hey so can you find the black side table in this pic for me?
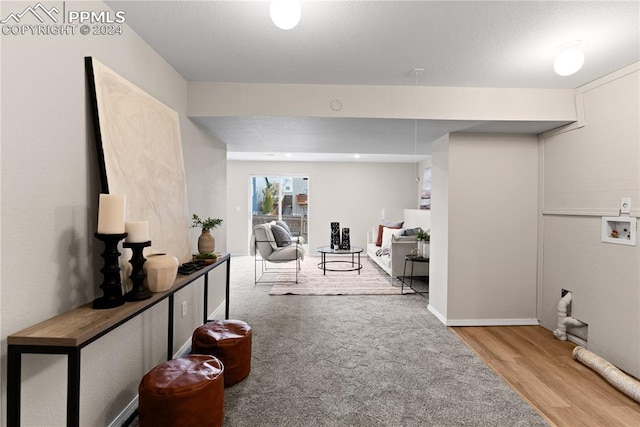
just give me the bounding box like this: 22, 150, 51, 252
402, 255, 429, 295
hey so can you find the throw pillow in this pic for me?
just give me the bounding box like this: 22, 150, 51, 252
403, 227, 421, 236
275, 220, 292, 236
376, 224, 401, 246
381, 219, 404, 228
270, 224, 292, 247
381, 227, 405, 250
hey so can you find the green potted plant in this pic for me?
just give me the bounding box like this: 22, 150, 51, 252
192, 214, 223, 255
416, 228, 429, 242
416, 228, 430, 258
261, 178, 279, 215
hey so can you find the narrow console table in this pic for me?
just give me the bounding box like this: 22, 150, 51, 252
7, 253, 231, 427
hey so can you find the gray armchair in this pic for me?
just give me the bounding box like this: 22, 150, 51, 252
250, 223, 305, 284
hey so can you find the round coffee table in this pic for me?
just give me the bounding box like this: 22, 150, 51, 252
316, 246, 363, 275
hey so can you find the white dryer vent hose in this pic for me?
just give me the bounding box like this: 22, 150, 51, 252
573, 346, 640, 403
553, 291, 587, 341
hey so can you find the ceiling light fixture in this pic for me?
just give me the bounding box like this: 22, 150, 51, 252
554, 41, 584, 76
411, 68, 423, 182
270, 0, 301, 30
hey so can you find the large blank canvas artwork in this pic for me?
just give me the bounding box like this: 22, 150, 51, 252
86, 57, 191, 263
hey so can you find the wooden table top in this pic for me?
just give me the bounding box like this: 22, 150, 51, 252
8, 254, 230, 348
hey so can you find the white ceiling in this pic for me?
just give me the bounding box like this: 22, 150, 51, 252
108, 1, 640, 161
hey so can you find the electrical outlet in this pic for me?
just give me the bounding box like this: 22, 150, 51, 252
621, 197, 631, 214
181, 301, 188, 317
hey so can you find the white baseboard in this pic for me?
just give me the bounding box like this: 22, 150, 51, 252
173, 340, 192, 359
208, 300, 227, 321
567, 334, 588, 347
108, 396, 138, 427
426, 305, 539, 327
107, 304, 227, 427
445, 318, 540, 327
427, 304, 447, 325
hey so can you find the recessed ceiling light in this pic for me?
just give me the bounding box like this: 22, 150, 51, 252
554, 41, 584, 76
353, 153, 361, 159
270, 0, 301, 30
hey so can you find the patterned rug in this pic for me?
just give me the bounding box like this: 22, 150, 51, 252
266, 255, 417, 295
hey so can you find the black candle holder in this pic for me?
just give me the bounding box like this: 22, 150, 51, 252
93, 232, 127, 309
123, 240, 152, 301
331, 222, 340, 249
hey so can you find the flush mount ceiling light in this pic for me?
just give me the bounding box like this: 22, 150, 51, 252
270, 0, 301, 30
554, 41, 585, 76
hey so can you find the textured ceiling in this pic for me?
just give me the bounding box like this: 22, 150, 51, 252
108, 1, 640, 161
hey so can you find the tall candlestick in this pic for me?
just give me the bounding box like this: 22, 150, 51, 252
97, 194, 126, 234
124, 240, 152, 301
125, 221, 149, 243
93, 232, 128, 309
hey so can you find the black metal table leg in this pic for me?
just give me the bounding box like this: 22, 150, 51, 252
67, 348, 81, 427
322, 253, 326, 275
410, 260, 415, 290
8, 345, 82, 427
167, 294, 174, 360
7, 345, 21, 427
203, 272, 209, 324
402, 258, 409, 294
225, 257, 231, 319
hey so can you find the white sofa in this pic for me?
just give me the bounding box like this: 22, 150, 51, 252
366, 208, 430, 278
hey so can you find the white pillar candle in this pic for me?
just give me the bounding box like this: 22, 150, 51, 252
97, 194, 126, 234
125, 221, 149, 243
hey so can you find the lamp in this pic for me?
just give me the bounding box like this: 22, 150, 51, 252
270, 0, 301, 30
554, 42, 584, 76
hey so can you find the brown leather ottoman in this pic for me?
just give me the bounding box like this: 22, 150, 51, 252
192, 319, 252, 387
138, 355, 224, 427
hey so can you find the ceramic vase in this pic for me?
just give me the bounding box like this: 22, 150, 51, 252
144, 253, 179, 292
198, 229, 215, 254
422, 243, 430, 258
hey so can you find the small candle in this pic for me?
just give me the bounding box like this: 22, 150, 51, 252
97, 194, 126, 234
125, 221, 149, 243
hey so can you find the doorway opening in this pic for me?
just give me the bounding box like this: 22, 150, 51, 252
251, 175, 309, 247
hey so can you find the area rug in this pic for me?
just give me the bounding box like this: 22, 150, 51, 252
266, 255, 416, 295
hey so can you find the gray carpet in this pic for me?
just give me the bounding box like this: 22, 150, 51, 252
130, 255, 547, 426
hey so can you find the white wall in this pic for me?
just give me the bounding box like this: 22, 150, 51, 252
540, 64, 640, 377
429, 133, 539, 325
0, 2, 227, 425
428, 135, 450, 322
188, 82, 577, 122
227, 161, 421, 255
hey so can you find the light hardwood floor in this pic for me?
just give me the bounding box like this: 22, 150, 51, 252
451, 325, 640, 426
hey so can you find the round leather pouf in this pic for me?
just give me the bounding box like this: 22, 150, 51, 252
138, 355, 224, 427
192, 320, 252, 387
